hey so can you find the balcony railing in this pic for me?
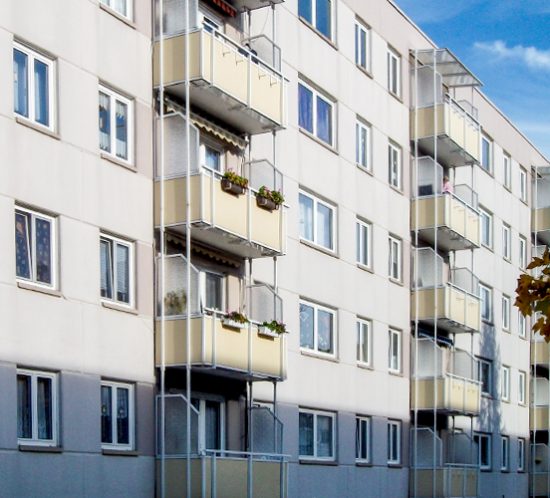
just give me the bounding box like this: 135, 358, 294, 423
531, 444, 550, 497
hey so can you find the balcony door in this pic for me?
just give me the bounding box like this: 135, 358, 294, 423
192, 397, 225, 452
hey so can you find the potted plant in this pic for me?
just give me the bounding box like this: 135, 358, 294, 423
258, 319, 287, 338
256, 186, 285, 211
221, 170, 249, 196
222, 310, 249, 329
164, 290, 186, 315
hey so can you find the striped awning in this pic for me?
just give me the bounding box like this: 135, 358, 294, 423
207, 0, 237, 17
166, 232, 242, 268
190, 113, 247, 150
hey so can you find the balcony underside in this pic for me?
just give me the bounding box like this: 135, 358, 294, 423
410, 468, 478, 498
416, 135, 477, 168
415, 226, 478, 252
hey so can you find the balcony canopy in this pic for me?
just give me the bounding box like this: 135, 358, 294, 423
414, 48, 482, 88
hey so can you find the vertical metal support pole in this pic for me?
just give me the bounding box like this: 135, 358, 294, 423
248, 381, 254, 498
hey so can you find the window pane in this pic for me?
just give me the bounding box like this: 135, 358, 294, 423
204, 145, 221, 171
316, 96, 332, 145
315, 0, 331, 38
205, 401, 221, 450
316, 415, 333, 457
34, 59, 50, 126
101, 385, 113, 443
205, 273, 223, 310
15, 212, 31, 279
116, 243, 130, 303
317, 309, 333, 353
116, 387, 130, 445
299, 303, 314, 349
17, 375, 32, 439
357, 322, 368, 362
35, 218, 52, 284
115, 100, 128, 159
316, 203, 333, 249
299, 412, 314, 456
113, 0, 128, 16
13, 49, 28, 117
99, 92, 111, 152
298, 84, 313, 133
37, 377, 53, 440
360, 30, 367, 67
299, 194, 314, 241
298, 0, 312, 23
100, 239, 113, 299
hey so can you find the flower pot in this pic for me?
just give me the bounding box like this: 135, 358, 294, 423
256, 195, 279, 211
221, 178, 246, 196
258, 326, 279, 338
222, 318, 246, 330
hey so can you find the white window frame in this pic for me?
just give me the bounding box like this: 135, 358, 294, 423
299, 190, 336, 252
200, 138, 225, 173
478, 357, 493, 397
518, 371, 526, 405
356, 119, 371, 170
99, 84, 134, 165
501, 366, 510, 402
99, 0, 133, 20
387, 47, 401, 97
479, 283, 493, 323
387, 420, 401, 464
199, 269, 226, 312
519, 236, 527, 270
298, 80, 336, 147
298, 409, 336, 461
356, 219, 372, 268
519, 167, 527, 203
15, 206, 58, 290
518, 312, 526, 339
518, 438, 525, 472
355, 416, 371, 463
100, 233, 135, 308
502, 295, 510, 331
388, 236, 402, 282
192, 395, 226, 452
298, 0, 334, 40
356, 318, 371, 366
101, 380, 135, 451
17, 369, 58, 447
479, 207, 493, 248
501, 436, 509, 471
388, 328, 402, 373
354, 20, 370, 71
299, 300, 336, 357
503, 153, 511, 189
388, 142, 402, 190
475, 433, 492, 470
502, 223, 511, 260
481, 133, 493, 172
13, 41, 56, 131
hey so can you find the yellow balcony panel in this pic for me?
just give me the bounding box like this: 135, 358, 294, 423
154, 173, 286, 258
411, 468, 478, 498
155, 315, 286, 381
412, 286, 481, 334
411, 99, 480, 166
531, 406, 550, 431
411, 377, 481, 415
532, 342, 550, 365
532, 207, 550, 245
153, 30, 286, 135
412, 195, 480, 251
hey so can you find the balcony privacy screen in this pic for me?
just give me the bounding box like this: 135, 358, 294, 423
157, 254, 201, 317
157, 394, 199, 456
414, 248, 443, 289
411, 428, 476, 467
156, 0, 200, 37
158, 113, 200, 178
245, 160, 284, 193
251, 405, 283, 455
247, 284, 283, 324
411, 428, 443, 467
414, 339, 477, 380
243, 35, 282, 72
416, 156, 442, 197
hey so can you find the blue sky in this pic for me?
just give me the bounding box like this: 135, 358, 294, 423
394, 0, 550, 160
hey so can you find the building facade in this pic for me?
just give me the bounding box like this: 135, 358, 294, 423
2, 0, 549, 497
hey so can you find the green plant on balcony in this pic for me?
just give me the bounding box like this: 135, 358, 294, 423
256, 186, 285, 211
259, 319, 287, 337
164, 290, 186, 315
221, 170, 249, 196
222, 310, 249, 329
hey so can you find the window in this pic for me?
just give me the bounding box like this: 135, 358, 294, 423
298, 81, 335, 147
356, 319, 371, 366
388, 329, 401, 373
100, 0, 132, 19
388, 142, 402, 189
478, 358, 493, 396
388, 236, 402, 281
501, 366, 510, 402
387, 420, 401, 464
503, 153, 511, 189
13, 42, 55, 130
518, 312, 526, 338
481, 134, 492, 172
100, 234, 134, 307
15, 207, 57, 288
520, 167, 527, 202
202, 271, 224, 311
474, 433, 492, 470
502, 295, 510, 331
479, 283, 493, 322
479, 208, 493, 248
501, 436, 509, 471
356, 219, 371, 267
356, 120, 371, 170
518, 438, 525, 472
298, 0, 333, 39
355, 416, 371, 462
387, 47, 401, 97
502, 224, 511, 260
518, 371, 526, 405
300, 300, 336, 355
99, 85, 133, 163
200, 141, 224, 172
299, 191, 335, 251
355, 21, 370, 71
17, 369, 58, 446
299, 409, 335, 460
192, 397, 225, 451
519, 236, 527, 269
101, 381, 134, 450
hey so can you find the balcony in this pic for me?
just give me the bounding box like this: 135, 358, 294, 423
155, 255, 286, 381
411, 338, 480, 415
531, 377, 550, 431
532, 336, 550, 365
531, 444, 550, 497
155, 114, 286, 258
412, 248, 481, 334
532, 168, 550, 244
154, 5, 286, 135
412, 157, 480, 251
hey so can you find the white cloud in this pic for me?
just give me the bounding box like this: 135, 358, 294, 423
474, 40, 550, 71
395, 0, 480, 24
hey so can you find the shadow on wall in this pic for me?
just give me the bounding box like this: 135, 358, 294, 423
478, 321, 502, 432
